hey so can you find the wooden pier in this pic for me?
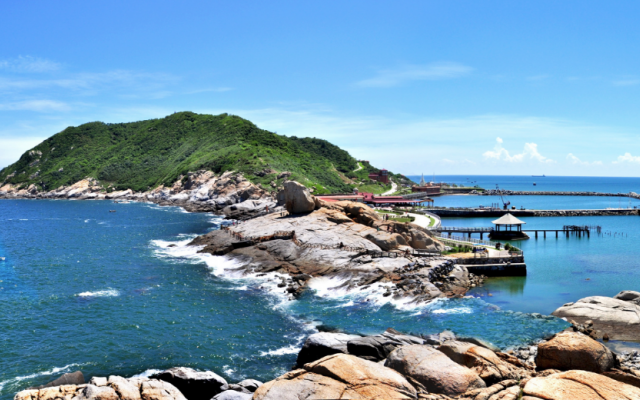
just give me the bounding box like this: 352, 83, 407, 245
435, 224, 598, 240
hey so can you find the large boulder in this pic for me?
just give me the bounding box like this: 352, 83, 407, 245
438, 340, 524, 384
523, 370, 640, 399
151, 367, 228, 400
70, 385, 120, 400
254, 354, 417, 400
295, 332, 361, 367
335, 202, 380, 225
346, 329, 425, 362
385, 345, 486, 396
278, 181, 315, 214
552, 296, 640, 341
535, 331, 615, 373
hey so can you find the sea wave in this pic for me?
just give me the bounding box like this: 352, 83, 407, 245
130, 369, 163, 379
259, 344, 301, 357
0, 363, 85, 392
76, 289, 120, 298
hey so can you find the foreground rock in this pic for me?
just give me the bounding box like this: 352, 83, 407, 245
552, 293, 640, 341
254, 353, 417, 400
385, 345, 486, 396
438, 340, 526, 384
15, 377, 186, 400
522, 370, 640, 399
151, 367, 228, 400
295, 332, 361, 367
535, 331, 615, 373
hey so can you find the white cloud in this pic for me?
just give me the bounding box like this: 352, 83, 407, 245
0, 56, 61, 73
483, 137, 554, 163
615, 153, 640, 164
0, 100, 71, 112
356, 62, 473, 88
566, 153, 603, 166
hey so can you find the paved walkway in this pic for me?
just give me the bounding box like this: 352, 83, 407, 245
381, 180, 398, 196
353, 162, 363, 172
406, 212, 433, 229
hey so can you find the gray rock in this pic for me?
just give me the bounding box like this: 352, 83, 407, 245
552, 296, 640, 341
385, 345, 486, 396
32, 371, 85, 389
236, 379, 262, 392
71, 384, 119, 400
346, 329, 425, 362
278, 181, 315, 214
296, 332, 361, 367
212, 391, 252, 400
151, 367, 228, 400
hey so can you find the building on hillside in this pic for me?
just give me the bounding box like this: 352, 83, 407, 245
368, 169, 389, 183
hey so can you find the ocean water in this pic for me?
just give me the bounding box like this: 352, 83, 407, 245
0, 199, 568, 398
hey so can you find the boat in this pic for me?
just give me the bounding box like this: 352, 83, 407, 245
533, 182, 537, 186
532, 174, 546, 177
109, 210, 117, 213
0, 257, 5, 261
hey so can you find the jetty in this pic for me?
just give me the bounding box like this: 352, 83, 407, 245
426, 207, 639, 218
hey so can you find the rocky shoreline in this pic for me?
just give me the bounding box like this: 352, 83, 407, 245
14, 327, 640, 400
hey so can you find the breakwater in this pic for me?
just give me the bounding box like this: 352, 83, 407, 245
428, 208, 639, 217
475, 189, 640, 199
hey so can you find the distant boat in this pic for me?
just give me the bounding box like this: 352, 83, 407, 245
109, 210, 117, 213
0, 257, 5, 261
532, 174, 546, 177
533, 182, 537, 186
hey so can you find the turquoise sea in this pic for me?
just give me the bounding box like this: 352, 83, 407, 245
1, 175, 638, 398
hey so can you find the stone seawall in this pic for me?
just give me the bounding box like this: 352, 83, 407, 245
476, 189, 640, 199
429, 208, 639, 217
455, 256, 525, 265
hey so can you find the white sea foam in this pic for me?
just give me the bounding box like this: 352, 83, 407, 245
130, 369, 163, 379
431, 307, 473, 314
77, 289, 120, 298
259, 344, 301, 357
0, 363, 84, 392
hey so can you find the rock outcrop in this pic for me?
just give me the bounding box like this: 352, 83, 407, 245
385, 345, 486, 396
151, 367, 228, 400
535, 331, 615, 373
552, 294, 640, 341
254, 354, 417, 400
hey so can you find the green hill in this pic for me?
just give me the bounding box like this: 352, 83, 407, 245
0, 112, 405, 194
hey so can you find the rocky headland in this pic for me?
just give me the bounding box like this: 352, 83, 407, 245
188, 180, 482, 304
15, 327, 640, 400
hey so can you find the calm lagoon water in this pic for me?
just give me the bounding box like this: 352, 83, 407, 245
2, 176, 638, 399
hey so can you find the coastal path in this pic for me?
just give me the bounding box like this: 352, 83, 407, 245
381, 180, 398, 196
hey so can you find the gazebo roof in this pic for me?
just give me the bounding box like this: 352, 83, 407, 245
492, 213, 526, 225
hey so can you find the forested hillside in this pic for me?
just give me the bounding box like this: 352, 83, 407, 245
0, 112, 404, 194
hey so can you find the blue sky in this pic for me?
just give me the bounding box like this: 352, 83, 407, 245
2, 1, 640, 176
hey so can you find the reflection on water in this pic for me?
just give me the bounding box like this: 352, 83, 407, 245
471, 276, 526, 298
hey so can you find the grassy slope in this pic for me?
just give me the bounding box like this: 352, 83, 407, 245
0, 112, 395, 194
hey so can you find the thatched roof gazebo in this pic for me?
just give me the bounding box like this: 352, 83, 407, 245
489, 213, 530, 240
